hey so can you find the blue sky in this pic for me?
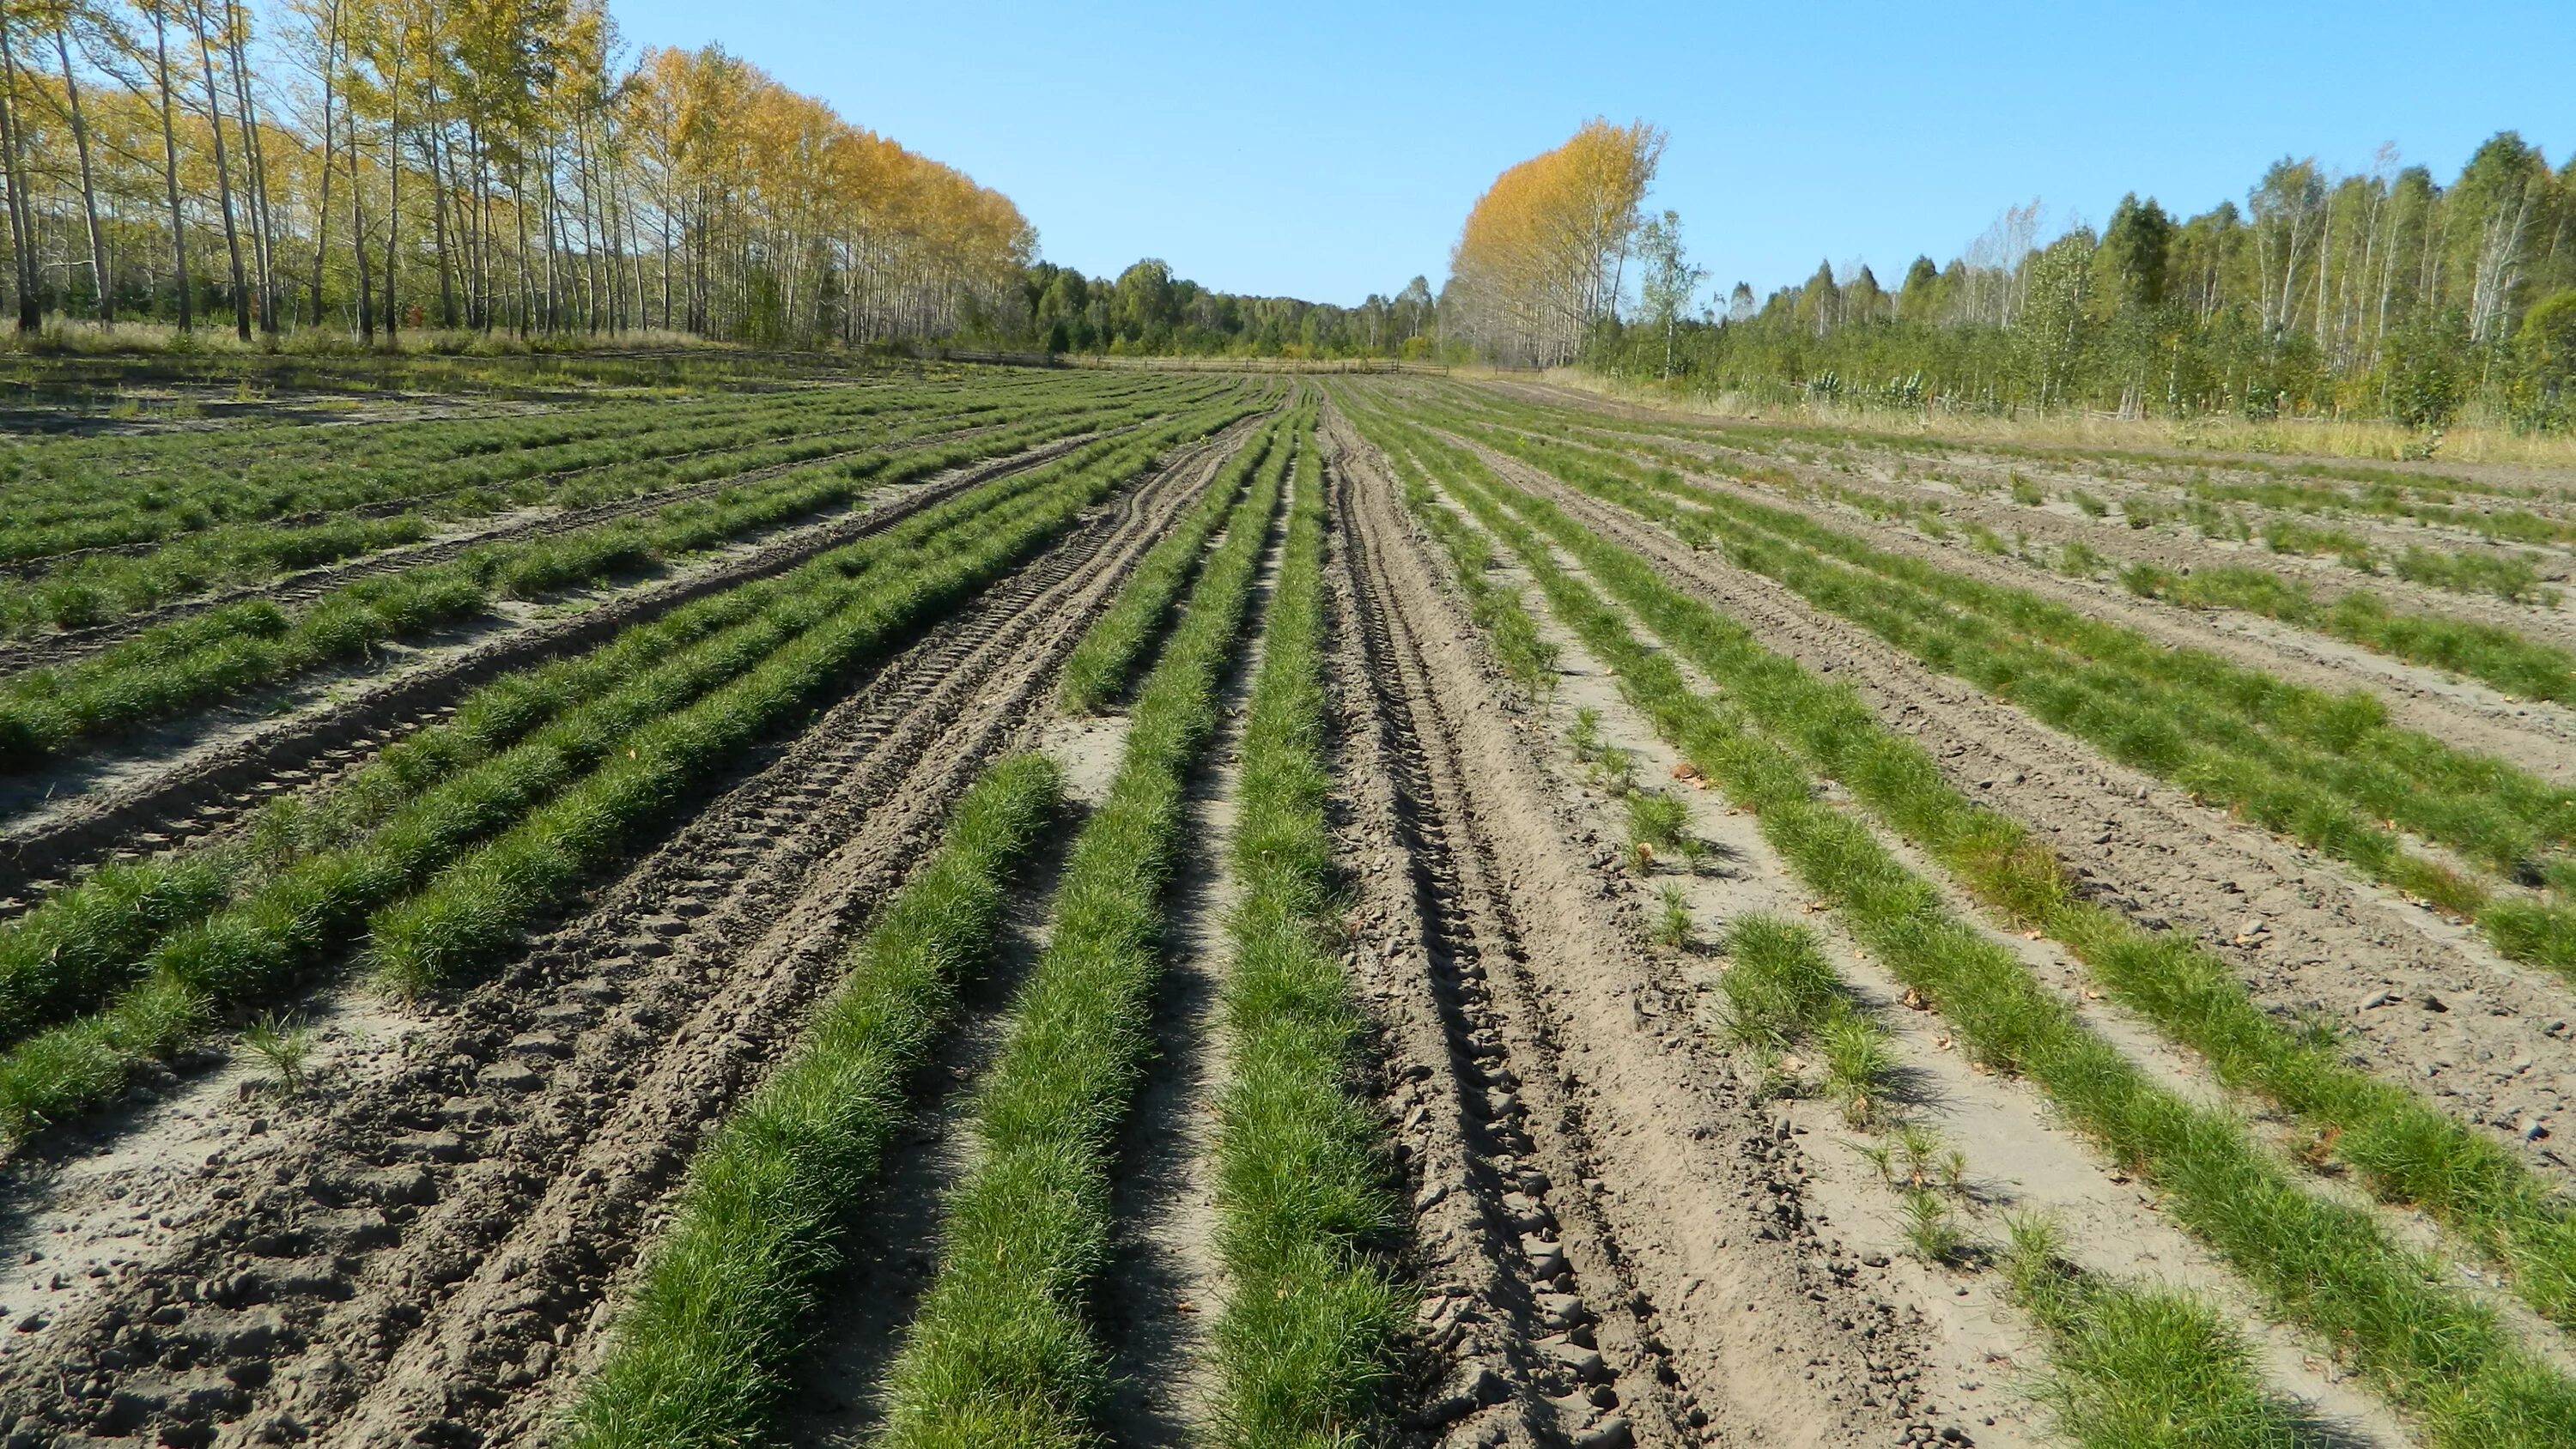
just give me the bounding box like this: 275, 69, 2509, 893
609, 0, 2569, 310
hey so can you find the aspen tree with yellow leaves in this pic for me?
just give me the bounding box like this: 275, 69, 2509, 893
0, 0, 1032, 347
1445, 117, 1666, 366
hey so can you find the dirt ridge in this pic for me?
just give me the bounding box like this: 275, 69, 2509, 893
1330, 414, 1941, 1449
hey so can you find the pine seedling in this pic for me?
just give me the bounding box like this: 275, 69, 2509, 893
1653, 883, 1692, 949
242, 1013, 313, 1091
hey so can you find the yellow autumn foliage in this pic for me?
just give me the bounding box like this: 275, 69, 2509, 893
1448, 118, 1665, 365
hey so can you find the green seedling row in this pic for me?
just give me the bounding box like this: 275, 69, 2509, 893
363, 414, 1244, 993
1206, 414, 1406, 1445
562, 753, 1064, 1449
0, 401, 1258, 1138
1365, 404, 2576, 1446
1364, 403, 2576, 1325
0, 385, 1191, 768
1, 372, 1190, 633
1715, 915, 2303, 1445
2002, 1218, 2319, 1449
1442, 411, 2576, 972
0, 397, 1253, 1048
1057, 412, 1287, 713
1, 370, 1122, 555
878, 408, 1289, 1448
2122, 562, 2576, 706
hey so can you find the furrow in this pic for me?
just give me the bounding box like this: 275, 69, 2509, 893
1332, 418, 1924, 1449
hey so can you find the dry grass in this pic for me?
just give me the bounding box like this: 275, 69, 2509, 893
1541, 367, 2576, 470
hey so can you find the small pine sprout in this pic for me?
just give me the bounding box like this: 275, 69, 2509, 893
1654, 883, 1692, 949
1901, 1188, 1966, 1265
243, 1013, 313, 1091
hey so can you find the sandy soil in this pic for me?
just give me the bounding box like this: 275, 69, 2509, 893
0, 431, 1236, 1449
8, 376, 2573, 1449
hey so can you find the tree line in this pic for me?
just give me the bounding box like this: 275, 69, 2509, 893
1581, 132, 2576, 431
1014, 258, 1444, 361
0, 0, 1033, 349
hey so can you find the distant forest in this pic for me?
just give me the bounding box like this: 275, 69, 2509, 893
1583, 132, 2576, 431
1011, 259, 1443, 361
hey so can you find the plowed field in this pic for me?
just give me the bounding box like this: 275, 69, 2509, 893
4, 367, 2573, 1449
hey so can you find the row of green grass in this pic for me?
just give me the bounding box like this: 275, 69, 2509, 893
1364, 392, 2312, 1448
2120, 562, 2576, 706
0, 434, 1155, 1046
0, 400, 1261, 1139
2, 381, 953, 599
1436, 403, 2576, 970
1716, 914, 2309, 1449
877, 401, 1291, 1448
1057, 411, 1287, 712
1370, 403, 2576, 1323
0, 407, 1239, 1052
1, 370, 1127, 551
1205, 421, 1406, 1444
0, 386, 1188, 769
561, 752, 1065, 1449
1, 372, 1184, 634
364, 409, 1266, 995
1356, 397, 2576, 1447
1529, 408, 2568, 612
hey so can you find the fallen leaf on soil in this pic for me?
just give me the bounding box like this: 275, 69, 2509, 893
1172, 1299, 1197, 1314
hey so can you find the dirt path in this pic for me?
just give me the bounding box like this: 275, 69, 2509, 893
0, 434, 1240, 1449
1455, 470, 2415, 1447
1465, 441, 2576, 1192
1328, 413, 1965, 1449
0, 431, 1119, 906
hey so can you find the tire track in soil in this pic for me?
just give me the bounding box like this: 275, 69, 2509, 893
1468, 443, 2576, 1194
0, 427, 1253, 1449
1327, 415, 1933, 1449
0, 430, 1121, 908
